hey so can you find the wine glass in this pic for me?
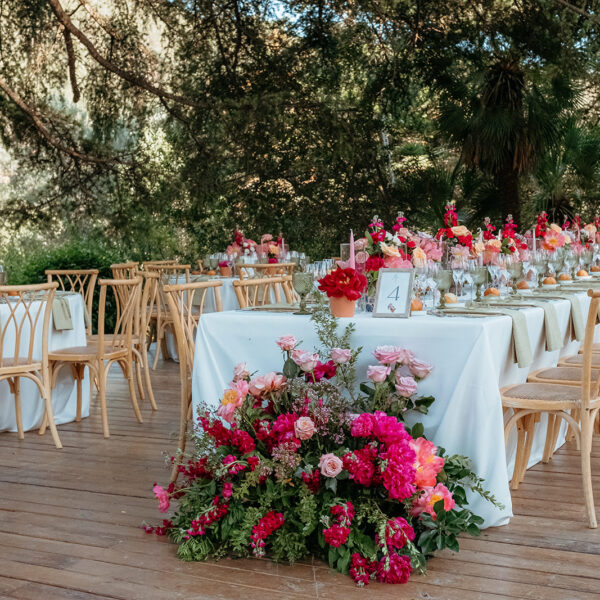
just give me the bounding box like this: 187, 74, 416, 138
533, 251, 548, 287
293, 272, 314, 315
471, 266, 488, 302
505, 256, 524, 294
432, 268, 452, 309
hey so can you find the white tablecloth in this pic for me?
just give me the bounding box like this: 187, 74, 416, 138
191, 292, 596, 528
0, 293, 90, 433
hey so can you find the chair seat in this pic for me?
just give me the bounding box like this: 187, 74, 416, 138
87, 334, 141, 345
580, 343, 600, 354
0, 358, 43, 374
49, 342, 127, 362
501, 382, 582, 410
559, 354, 600, 367
528, 366, 600, 385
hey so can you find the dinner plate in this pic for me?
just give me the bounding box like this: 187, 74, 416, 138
410, 310, 428, 317
591, 271, 600, 277
576, 276, 592, 281
542, 284, 558, 290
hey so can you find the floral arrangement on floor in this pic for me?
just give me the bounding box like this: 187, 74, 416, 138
145, 306, 499, 586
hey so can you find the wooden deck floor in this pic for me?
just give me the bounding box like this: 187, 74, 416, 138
0, 361, 599, 600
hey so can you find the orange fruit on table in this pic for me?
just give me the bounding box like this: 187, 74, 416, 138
411, 298, 423, 312
543, 276, 557, 285
577, 269, 589, 277
484, 287, 500, 297
558, 273, 571, 281
516, 280, 529, 290
444, 292, 458, 303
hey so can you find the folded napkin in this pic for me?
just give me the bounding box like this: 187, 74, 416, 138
444, 304, 533, 368
483, 297, 562, 352
52, 294, 74, 331
533, 291, 585, 341
241, 303, 298, 312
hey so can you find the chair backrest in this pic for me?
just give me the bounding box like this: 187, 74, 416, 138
139, 271, 160, 337
146, 264, 191, 283
141, 260, 179, 270
581, 289, 600, 407
45, 269, 98, 335
232, 276, 293, 309
0, 282, 58, 371
163, 280, 223, 377
96, 278, 142, 356
237, 263, 296, 280
110, 262, 139, 280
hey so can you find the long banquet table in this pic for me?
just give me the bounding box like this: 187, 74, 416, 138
191, 290, 598, 528
0, 293, 90, 434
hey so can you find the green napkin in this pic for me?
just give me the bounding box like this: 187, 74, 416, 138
533, 291, 585, 341
52, 295, 74, 331
444, 304, 533, 368
484, 297, 562, 352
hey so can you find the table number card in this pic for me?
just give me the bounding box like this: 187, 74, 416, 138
373, 268, 414, 318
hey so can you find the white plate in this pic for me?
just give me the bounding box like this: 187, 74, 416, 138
542, 284, 558, 290
591, 271, 600, 277
558, 279, 573, 284
576, 276, 592, 281
516, 288, 533, 295
410, 310, 428, 317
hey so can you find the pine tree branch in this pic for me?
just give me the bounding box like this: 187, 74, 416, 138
47, 0, 202, 108
63, 28, 80, 102
552, 0, 600, 24
0, 75, 116, 164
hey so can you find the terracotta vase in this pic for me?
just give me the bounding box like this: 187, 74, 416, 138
329, 295, 356, 317
219, 266, 232, 277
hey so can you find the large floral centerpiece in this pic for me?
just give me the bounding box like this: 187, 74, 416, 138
226, 229, 257, 257
256, 234, 285, 264
435, 202, 473, 262
146, 308, 497, 586
318, 267, 368, 317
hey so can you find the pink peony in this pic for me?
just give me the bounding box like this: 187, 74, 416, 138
331, 348, 352, 364
383, 256, 413, 269
350, 413, 375, 438
294, 416, 316, 440
319, 453, 343, 477
410, 437, 445, 488
233, 362, 249, 381
291, 349, 319, 372
411, 483, 455, 520
367, 364, 391, 383
153, 485, 170, 513
248, 372, 287, 397
408, 358, 432, 379
395, 375, 418, 397
276, 335, 297, 351
216, 403, 236, 423
373, 346, 414, 366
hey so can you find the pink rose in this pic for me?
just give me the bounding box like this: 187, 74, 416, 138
367, 364, 391, 383
395, 375, 418, 397
276, 335, 297, 351
153, 485, 170, 513
291, 349, 319, 372
233, 362, 249, 381
408, 358, 432, 379
373, 346, 414, 365
319, 453, 343, 478
331, 348, 351, 364
383, 256, 413, 269
294, 416, 316, 440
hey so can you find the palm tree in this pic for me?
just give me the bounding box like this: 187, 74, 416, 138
438, 57, 570, 226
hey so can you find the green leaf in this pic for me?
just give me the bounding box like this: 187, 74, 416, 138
283, 358, 300, 379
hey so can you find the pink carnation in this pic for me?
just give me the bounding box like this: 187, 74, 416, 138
411, 483, 455, 520
395, 375, 418, 397
331, 348, 351, 364
367, 364, 391, 383
276, 335, 297, 351
153, 485, 170, 513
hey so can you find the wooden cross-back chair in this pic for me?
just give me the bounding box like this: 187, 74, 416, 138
0, 282, 61, 448
110, 262, 139, 280
163, 280, 223, 482
237, 262, 296, 280
147, 264, 191, 369
45, 269, 98, 336
232, 276, 294, 309
501, 289, 600, 528
141, 260, 179, 270
46, 278, 143, 438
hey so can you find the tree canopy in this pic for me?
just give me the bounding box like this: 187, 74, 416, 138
1, 0, 600, 258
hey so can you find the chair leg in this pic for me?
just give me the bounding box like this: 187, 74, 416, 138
542, 414, 556, 463
10, 378, 24, 440
70, 363, 84, 422
134, 350, 145, 403
152, 323, 164, 370
511, 419, 527, 490
580, 410, 597, 528
122, 358, 143, 423
518, 414, 537, 485
42, 385, 62, 449
98, 363, 109, 438
141, 343, 157, 411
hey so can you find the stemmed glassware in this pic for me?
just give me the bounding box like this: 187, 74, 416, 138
533, 251, 548, 287
432, 267, 453, 309
471, 265, 488, 302
505, 255, 524, 293
293, 271, 314, 315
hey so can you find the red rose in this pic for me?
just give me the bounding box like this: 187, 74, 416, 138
318, 268, 368, 301
406, 240, 416, 249
366, 255, 385, 272
370, 230, 386, 243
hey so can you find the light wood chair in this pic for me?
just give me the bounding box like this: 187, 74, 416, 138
232, 276, 294, 309
163, 280, 223, 481
141, 260, 178, 270
501, 289, 600, 528
45, 269, 98, 336
148, 264, 191, 369
0, 283, 61, 448
110, 262, 139, 280
46, 278, 143, 438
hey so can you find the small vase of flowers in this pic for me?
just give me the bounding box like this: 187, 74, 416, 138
318, 267, 368, 317
218, 261, 232, 277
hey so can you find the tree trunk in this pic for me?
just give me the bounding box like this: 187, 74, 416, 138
495, 165, 521, 227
